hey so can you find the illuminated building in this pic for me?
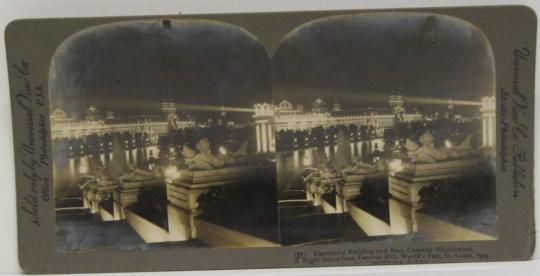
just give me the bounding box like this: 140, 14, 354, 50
445, 99, 454, 119
85, 106, 101, 121
252, 103, 275, 152
51, 104, 195, 140
480, 96, 495, 147
254, 94, 422, 152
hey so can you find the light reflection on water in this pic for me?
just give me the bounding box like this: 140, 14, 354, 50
54, 145, 160, 197
57, 138, 384, 198
277, 139, 384, 191
277, 142, 355, 190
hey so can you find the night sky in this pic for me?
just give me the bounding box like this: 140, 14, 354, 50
272, 13, 495, 114
50, 20, 271, 122
50, 13, 495, 120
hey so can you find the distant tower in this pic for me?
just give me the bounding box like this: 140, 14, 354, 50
85, 106, 100, 121
161, 101, 177, 120
105, 110, 114, 120
312, 98, 327, 113
388, 88, 404, 111
388, 88, 405, 123
220, 105, 227, 117
332, 98, 341, 112
445, 99, 454, 119
104, 109, 114, 124
161, 101, 179, 130
218, 105, 227, 126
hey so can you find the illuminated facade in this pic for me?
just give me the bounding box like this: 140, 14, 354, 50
51, 104, 195, 140
161, 102, 179, 121
480, 96, 496, 147
254, 96, 422, 152
85, 106, 101, 121
252, 103, 275, 152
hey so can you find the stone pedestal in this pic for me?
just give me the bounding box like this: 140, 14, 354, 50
305, 175, 340, 207
166, 165, 257, 241
82, 189, 90, 209
81, 182, 96, 213
305, 176, 319, 205
388, 159, 477, 232
336, 170, 381, 213
82, 182, 117, 214
388, 197, 417, 235
87, 189, 100, 214
113, 176, 158, 220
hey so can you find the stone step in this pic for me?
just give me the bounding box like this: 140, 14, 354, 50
279, 204, 323, 218
280, 200, 309, 206
278, 199, 311, 206
56, 197, 84, 209
279, 189, 306, 201
280, 213, 366, 246
56, 208, 207, 252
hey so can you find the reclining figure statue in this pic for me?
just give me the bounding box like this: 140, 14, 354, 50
405, 131, 473, 164
342, 156, 385, 174
78, 161, 114, 190
182, 138, 248, 170
118, 163, 159, 182
304, 153, 338, 181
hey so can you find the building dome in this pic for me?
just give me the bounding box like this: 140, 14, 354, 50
86, 106, 100, 121
278, 99, 293, 110
51, 108, 67, 118
312, 98, 327, 113
50, 108, 77, 126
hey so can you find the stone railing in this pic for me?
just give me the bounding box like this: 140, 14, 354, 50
305, 173, 341, 207
113, 175, 160, 220
388, 159, 478, 233
389, 159, 478, 207
81, 179, 118, 214
166, 165, 258, 241
336, 169, 382, 213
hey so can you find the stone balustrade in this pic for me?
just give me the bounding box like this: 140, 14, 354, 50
112, 175, 160, 220
305, 174, 341, 207
336, 170, 382, 213
388, 159, 478, 232
81, 180, 118, 214
166, 165, 258, 241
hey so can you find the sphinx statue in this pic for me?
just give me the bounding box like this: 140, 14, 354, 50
181, 138, 248, 170
405, 131, 473, 164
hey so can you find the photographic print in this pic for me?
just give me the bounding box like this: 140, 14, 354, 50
51, 13, 497, 252
50, 20, 279, 251
6, 5, 535, 274
272, 13, 497, 245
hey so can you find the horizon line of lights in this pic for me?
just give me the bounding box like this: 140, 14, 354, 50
56, 95, 489, 119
